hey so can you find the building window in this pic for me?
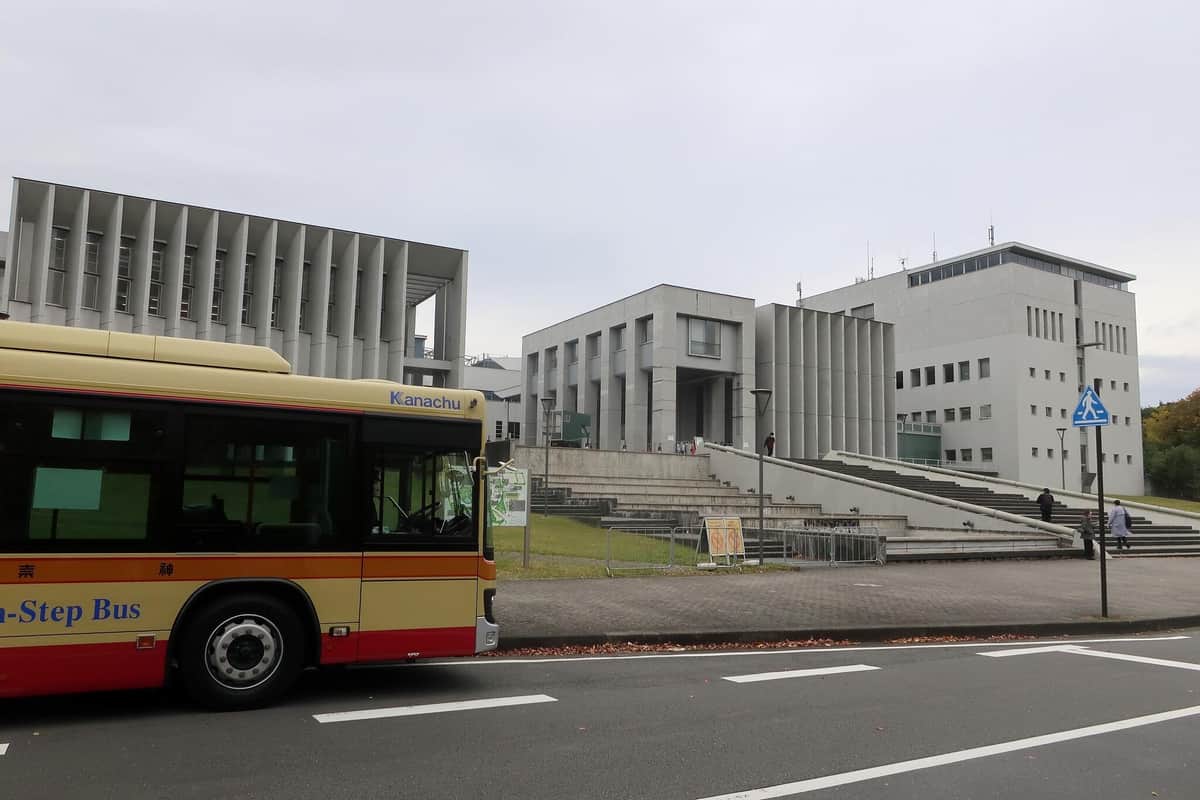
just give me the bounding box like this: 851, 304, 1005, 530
1026, 306, 1033, 337
327, 264, 338, 326
960, 448, 973, 462
612, 326, 625, 352
959, 406, 972, 421
897, 414, 907, 423
639, 317, 654, 345
958, 361, 970, 381
687, 318, 721, 358
944, 408, 956, 422
116, 237, 134, 313
926, 410, 937, 424
1032, 447, 1039, 457
924, 366, 936, 385
353, 268, 364, 337
272, 258, 284, 329
1124, 382, 1130, 392
1030, 405, 1037, 416
1059, 372, 1066, 382
1113, 453, 1119, 464
980, 404, 992, 420
1029, 367, 1036, 378
1126, 455, 1132, 464
896, 371, 904, 389
978, 358, 990, 378
148, 242, 166, 316
1044, 369, 1051, 380
943, 363, 955, 382
47, 226, 68, 306
212, 250, 225, 322
566, 340, 579, 365
300, 263, 311, 332
981, 447, 993, 462
82, 232, 102, 310
1125, 416, 1131, 426
911, 411, 922, 423
945, 450, 957, 462
1063, 449, 1069, 460
1049, 448, 1056, 459
242, 254, 256, 325
181, 245, 196, 320
1045, 406, 1052, 417
910, 368, 921, 387
1110, 379, 1117, 390
495, 421, 503, 440
508, 422, 521, 439
1061, 408, 1067, 419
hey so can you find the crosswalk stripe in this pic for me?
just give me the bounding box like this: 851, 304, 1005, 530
723, 664, 880, 684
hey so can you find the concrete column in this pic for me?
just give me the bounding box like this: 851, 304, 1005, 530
193, 209, 218, 340
883, 323, 897, 457
307, 229, 333, 376
830, 314, 845, 451
625, 328, 646, 450
769, 306, 788, 455
130, 200, 156, 333
27, 183, 55, 322
279, 225, 305, 367
384, 242, 408, 381
817, 311, 832, 455
433, 285, 447, 361
163, 205, 188, 336
404, 304, 418, 357
843, 316, 860, 453
332, 234, 358, 379
252, 221, 277, 346
64, 190, 89, 326
223, 215, 248, 343
753, 307, 774, 453
578, 334, 598, 446
97, 195, 123, 330
707, 375, 727, 445
446, 252, 469, 388
802, 309, 819, 459
857, 319, 871, 454
652, 312, 678, 451
554, 341, 569, 436
870, 321, 886, 456
786, 308, 803, 459
0, 179, 18, 312
598, 329, 621, 449
360, 237, 385, 379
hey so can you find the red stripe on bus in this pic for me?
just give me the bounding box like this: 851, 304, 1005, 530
355, 627, 476, 662
0, 640, 168, 699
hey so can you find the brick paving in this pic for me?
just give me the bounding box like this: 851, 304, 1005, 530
497, 558, 1200, 645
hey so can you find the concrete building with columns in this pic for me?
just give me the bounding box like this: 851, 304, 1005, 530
1, 177, 468, 386
521, 285, 895, 458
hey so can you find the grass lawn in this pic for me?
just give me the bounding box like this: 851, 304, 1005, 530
1114, 495, 1200, 514
494, 515, 764, 580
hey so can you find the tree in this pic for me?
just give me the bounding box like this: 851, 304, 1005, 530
1144, 387, 1200, 448
1143, 387, 1200, 499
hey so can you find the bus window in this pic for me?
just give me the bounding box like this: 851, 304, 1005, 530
367, 448, 476, 548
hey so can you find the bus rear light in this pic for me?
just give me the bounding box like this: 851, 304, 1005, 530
135, 634, 156, 650
329, 626, 350, 638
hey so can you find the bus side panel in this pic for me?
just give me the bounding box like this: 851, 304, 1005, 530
0, 578, 203, 698
294, 577, 362, 664
358, 554, 478, 660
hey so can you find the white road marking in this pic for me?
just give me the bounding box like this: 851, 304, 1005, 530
312, 693, 556, 724
694, 703, 1200, 799
983, 644, 1200, 672
852, 583, 882, 588
401, 635, 1189, 668
0, 743, 8, 756
723, 664, 880, 684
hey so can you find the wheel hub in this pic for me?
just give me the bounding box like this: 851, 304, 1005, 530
205, 616, 281, 690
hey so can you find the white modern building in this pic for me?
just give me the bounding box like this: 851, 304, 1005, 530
800, 242, 1144, 494
1, 177, 469, 386
462, 355, 523, 441
521, 285, 895, 457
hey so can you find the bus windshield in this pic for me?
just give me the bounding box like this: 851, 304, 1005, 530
373, 449, 475, 540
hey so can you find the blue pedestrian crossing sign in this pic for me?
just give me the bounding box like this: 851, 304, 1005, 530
1072, 386, 1110, 427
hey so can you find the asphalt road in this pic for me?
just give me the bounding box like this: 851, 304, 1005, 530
3, 632, 1200, 799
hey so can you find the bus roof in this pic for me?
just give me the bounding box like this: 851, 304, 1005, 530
0, 321, 485, 420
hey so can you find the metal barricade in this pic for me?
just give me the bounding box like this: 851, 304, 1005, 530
750, 526, 886, 567
604, 526, 679, 576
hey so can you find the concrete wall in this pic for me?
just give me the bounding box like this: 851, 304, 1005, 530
705, 444, 1072, 539
511, 444, 712, 480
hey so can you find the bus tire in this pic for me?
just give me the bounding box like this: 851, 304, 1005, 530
178, 593, 305, 710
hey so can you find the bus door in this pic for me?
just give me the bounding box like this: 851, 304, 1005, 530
359, 415, 483, 662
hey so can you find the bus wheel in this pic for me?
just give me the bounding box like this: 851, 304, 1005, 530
179, 593, 305, 710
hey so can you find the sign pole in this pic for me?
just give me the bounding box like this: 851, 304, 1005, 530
523, 517, 531, 569
1094, 381, 1108, 618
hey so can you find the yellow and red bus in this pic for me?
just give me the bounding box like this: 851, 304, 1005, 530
0, 321, 497, 709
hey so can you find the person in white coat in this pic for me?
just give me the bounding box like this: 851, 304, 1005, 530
1108, 500, 1133, 550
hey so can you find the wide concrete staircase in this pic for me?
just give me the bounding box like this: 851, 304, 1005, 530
798, 458, 1200, 556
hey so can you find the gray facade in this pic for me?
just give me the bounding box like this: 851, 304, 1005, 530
755, 304, 896, 460
1, 177, 468, 386
522, 285, 757, 451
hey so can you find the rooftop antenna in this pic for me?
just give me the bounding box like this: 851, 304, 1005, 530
988, 210, 995, 246
899, 256, 908, 270
795, 281, 803, 307
932, 232, 938, 263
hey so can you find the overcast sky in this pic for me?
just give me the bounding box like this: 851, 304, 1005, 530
1, 1, 1196, 404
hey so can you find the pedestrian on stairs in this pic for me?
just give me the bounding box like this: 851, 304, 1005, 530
1108, 500, 1133, 550
1078, 510, 1097, 560
1037, 488, 1055, 523
763, 432, 776, 457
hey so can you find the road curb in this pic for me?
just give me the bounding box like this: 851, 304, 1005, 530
496, 615, 1200, 650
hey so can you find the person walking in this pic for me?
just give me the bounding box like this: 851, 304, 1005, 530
1078, 510, 1097, 560
1037, 488, 1055, 523
763, 432, 776, 457
1108, 499, 1133, 550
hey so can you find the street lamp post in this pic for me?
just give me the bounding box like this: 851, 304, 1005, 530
541, 397, 554, 517
749, 388, 773, 565
1055, 427, 1067, 490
